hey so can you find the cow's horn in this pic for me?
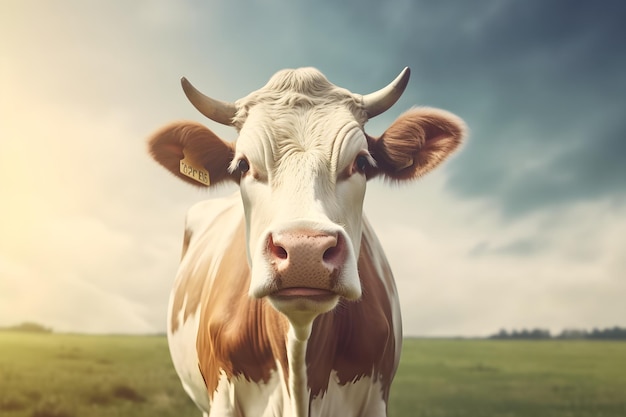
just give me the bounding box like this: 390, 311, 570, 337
181, 77, 237, 126
362, 67, 411, 118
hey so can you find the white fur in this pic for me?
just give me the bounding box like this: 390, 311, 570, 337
167, 300, 211, 413
310, 373, 387, 417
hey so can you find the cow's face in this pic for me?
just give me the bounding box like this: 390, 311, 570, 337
148, 68, 466, 326
232, 103, 369, 321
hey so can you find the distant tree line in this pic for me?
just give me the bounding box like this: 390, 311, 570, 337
3, 321, 626, 340
489, 326, 626, 340
0, 322, 53, 333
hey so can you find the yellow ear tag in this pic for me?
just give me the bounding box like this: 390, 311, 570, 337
179, 152, 210, 186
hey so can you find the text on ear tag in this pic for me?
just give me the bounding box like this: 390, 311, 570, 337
179, 154, 210, 186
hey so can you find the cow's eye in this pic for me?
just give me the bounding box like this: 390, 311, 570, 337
355, 155, 370, 173
236, 159, 250, 174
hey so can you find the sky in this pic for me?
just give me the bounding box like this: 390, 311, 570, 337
1, 0, 625, 337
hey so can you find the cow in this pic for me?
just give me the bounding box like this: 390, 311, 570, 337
148, 67, 466, 417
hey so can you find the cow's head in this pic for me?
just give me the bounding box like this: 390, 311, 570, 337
149, 68, 465, 331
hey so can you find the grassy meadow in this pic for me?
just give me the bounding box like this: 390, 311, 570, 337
392, 339, 626, 417
0, 332, 197, 417
1, 332, 625, 417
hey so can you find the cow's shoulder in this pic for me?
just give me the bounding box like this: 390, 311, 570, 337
175, 193, 287, 399
183, 192, 243, 254
170, 193, 242, 331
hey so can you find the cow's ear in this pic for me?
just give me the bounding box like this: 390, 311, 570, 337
148, 122, 236, 187
367, 108, 466, 181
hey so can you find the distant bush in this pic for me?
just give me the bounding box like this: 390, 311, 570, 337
586, 326, 626, 340
1, 322, 53, 333
489, 328, 551, 340
557, 328, 589, 339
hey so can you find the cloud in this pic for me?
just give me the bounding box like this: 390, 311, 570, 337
437, 1, 626, 218
370, 195, 626, 336
469, 238, 547, 258
0, 259, 157, 334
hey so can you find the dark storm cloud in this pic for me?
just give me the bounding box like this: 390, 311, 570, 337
424, 0, 626, 218
193, 0, 626, 219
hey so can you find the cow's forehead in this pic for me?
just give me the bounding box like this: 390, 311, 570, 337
239, 104, 362, 149
230, 68, 370, 182
232, 67, 368, 130
235, 104, 367, 181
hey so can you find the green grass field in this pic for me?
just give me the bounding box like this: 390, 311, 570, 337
392, 339, 626, 417
1, 333, 624, 417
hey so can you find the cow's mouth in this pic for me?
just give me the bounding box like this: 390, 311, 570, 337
267, 287, 341, 317
270, 287, 338, 301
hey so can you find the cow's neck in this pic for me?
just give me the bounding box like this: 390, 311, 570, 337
286, 319, 314, 417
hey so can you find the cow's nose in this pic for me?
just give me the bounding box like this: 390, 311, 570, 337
267, 230, 347, 285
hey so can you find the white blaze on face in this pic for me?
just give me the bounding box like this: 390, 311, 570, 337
232, 105, 370, 313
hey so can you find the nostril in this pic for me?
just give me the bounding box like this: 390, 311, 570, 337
268, 234, 288, 260
322, 234, 345, 268
274, 245, 288, 260
323, 245, 339, 262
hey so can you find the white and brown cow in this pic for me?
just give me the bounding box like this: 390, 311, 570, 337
148, 67, 465, 417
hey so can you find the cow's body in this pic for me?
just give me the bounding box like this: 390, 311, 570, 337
168, 194, 401, 416
148, 67, 465, 416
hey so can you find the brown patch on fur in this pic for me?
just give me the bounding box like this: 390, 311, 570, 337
147, 121, 236, 187
306, 221, 398, 402
367, 107, 466, 181
195, 220, 289, 398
